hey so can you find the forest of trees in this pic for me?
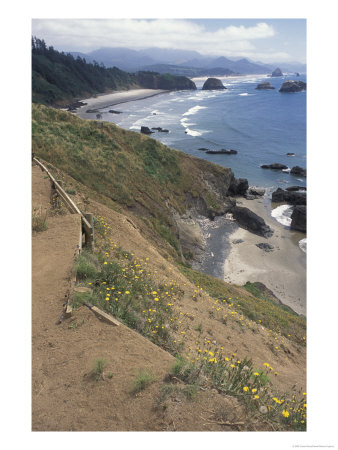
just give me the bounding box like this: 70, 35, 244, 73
32, 37, 196, 105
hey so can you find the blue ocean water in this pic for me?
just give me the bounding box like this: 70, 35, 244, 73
99, 74, 306, 189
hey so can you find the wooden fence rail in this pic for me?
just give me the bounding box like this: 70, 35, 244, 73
33, 157, 94, 249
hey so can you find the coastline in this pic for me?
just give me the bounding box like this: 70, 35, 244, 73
223, 196, 306, 316
71, 82, 306, 317
74, 89, 168, 119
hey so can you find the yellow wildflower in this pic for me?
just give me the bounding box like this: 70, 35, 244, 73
282, 410, 290, 418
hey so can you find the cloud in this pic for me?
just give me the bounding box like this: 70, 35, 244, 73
32, 19, 276, 57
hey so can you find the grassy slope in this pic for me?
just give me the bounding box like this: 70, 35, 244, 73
32, 105, 307, 430
32, 104, 233, 256
32, 103, 306, 344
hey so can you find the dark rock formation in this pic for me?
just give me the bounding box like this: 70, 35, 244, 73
286, 152, 295, 156
286, 186, 306, 192
295, 72, 300, 77
255, 82, 275, 90
202, 78, 227, 90
228, 178, 249, 196
198, 148, 209, 151
140, 126, 154, 135
279, 81, 306, 93
290, 166, 306, 177
109, 110, 122, 114
256, 243, 274, 252
206, 149, 237, 154
271, 188, 306, 205
159, 129, 169, 133
271, 68, 283, 77
261, 163, 288, 170
290, 205, 306, 232
66, 100, 87, 111
231, 206, 274, 237
136, 71, 197, 90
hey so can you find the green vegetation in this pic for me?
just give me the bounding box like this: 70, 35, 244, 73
130, 370, 156, 394
178, 264, 306, 345
71, 217, 184, 354
166, 348, 306, 431
90, 358, 107, 382
32, 103, 232, 257
32, 208, 48, 232
32, 37, 195, 105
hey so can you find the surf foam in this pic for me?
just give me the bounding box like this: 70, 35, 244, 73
271, 204, 293, 227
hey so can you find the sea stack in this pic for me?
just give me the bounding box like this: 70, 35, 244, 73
279, 81, 306, 93
202, 78, 227, 90
271, 67, 283, 77
255, 82, 275, 90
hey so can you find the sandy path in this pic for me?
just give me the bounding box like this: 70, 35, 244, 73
224, 197, 306, 316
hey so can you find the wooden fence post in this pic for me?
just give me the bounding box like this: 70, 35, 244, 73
84, 212, 94, 250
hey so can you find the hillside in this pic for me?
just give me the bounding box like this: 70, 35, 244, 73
32, 38, 196, 106
32, 105, 306, 431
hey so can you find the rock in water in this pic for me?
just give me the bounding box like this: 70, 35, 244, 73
271, 67, 283, 77
271, 188, 306, 205
290, 166, 307, 177
140, 126, 154, 135
279, 81, 306, 93
255, 82, 275, 90
202, 78, 227, 90
291, 205, 306, 232
231, 206, 274, 238
261, 163, 288, 170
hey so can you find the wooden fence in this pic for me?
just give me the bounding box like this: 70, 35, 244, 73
33, 157, 94, 249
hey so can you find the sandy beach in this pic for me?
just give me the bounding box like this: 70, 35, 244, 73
74, 89, 168, 119
224, 197, 306, 316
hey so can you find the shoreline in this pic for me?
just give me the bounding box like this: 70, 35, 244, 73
223, 196, 306, 316
74, 89, 169, 119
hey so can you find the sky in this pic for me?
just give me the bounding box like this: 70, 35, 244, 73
32, 18, 306, 64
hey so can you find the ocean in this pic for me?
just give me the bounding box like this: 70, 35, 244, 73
93, 73, 306, 251
98, 73, 306, 190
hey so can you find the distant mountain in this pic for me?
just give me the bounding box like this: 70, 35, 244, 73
68, 46, 305, 76
139, 64, 235, 77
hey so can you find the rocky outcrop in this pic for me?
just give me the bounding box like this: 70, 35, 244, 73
228, 178, 249, 196
109, 110, 122, 114
290, 166, 306, 177
231, 206, 273, 238
290, 205, 306, 232
286, 186, 306, 192
140, 126, 154, 135
136, 71, 197, 90
206, 149, 237, 154
271, 68, 283, 77
286, 152, 295, 156
202, 78, 227, 90
271, 188, 306, 205
261, 163, 288, 170
255, 82, 275, 90
279, 81, 306, 93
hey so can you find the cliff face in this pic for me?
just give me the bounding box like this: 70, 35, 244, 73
32, 104, 235, 259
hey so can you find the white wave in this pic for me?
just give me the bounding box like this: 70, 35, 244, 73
239, 93, 249, 96
180, 118, 196, 128
299, 238, 307, 253
183, 105, 208, 116
185, 128, 202, 137
271, 204, 293, 227
151, 109, 161, 115
282, 168, 291, 173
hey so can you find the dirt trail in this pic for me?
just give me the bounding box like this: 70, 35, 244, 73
32, 164, 245, 431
